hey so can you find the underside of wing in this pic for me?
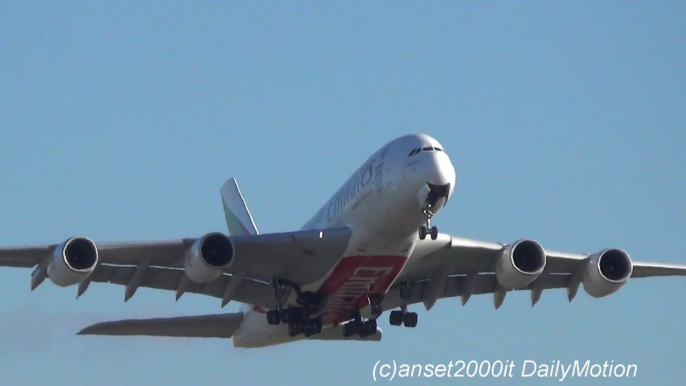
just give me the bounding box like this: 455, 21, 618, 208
383, 273, 572, 311
395, 232, 686, 310
631, 262, 686, 278
0, 245, 54, 268
88, 265, 276, 308
96, 227, 352, 285
0, 227, 352, 304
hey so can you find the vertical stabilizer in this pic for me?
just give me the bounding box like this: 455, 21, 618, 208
220, 178, 259, 236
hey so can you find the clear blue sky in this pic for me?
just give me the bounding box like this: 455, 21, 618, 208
1, 2, 684, 385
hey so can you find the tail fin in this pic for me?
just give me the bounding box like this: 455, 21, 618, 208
220, 178, 259, 236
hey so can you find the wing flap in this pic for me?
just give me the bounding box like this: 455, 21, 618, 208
78, 313, 244, 338
90, 265, 276, 308
382, 273, 572, 311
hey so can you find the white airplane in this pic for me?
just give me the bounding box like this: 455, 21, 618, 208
1, 133, 685, 348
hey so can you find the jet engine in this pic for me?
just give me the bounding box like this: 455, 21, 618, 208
582, 248, 633, 297
495, 239, 546, 289
184, 232, 235, 283
48, 237, 99, 287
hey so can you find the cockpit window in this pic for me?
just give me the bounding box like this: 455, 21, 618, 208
408, 146, 446, 156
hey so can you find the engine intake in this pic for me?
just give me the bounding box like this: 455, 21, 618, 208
583, 248, 632, 297
185, 232, 235, 283
598, 249, 632, 282
48, 237, 99, 287
496, 239, 546, 289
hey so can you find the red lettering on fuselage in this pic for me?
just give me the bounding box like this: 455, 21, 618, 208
318, 255, 408, 323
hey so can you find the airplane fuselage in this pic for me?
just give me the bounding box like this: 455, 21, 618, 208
233, 134, 456, 347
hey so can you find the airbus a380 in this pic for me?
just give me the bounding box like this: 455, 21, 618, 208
2, 134, 685, 348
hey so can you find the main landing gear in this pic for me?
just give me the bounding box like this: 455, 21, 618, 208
390, 283, 418, 327
266, 278, 324, 338
342, 311, 378, 338
268, 307, 324, 338
389, 309, 418, 328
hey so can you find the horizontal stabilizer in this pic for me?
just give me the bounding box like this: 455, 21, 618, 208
310, 327, 383, 342
78, 313, 244, 338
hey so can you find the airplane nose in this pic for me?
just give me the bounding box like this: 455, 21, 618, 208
404, 147, 457, 202
425, 154, 456, 191
413, 152, 456, 208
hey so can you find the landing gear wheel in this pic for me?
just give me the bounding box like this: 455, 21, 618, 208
288, 322, 297, 337
267, 310, 280, 325
430, 226, 438, 240
303, 318, 323, 336
419, 226, 427, 240
343, 322, 354, 337
403, 312, 418, 328
359, 319, 377, 337
389, 310, 403, 326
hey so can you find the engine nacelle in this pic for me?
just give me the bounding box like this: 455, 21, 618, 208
184, 232, 235, 283
495, 239, 546, 289
48, 237, 99, 287
582, 248, 632, 298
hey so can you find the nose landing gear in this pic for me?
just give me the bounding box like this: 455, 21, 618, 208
417, 182, 449, 241
418, 207, 438, 240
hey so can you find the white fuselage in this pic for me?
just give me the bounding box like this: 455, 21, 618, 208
233, 134, 456, 347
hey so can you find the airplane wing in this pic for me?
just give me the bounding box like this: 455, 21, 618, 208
0, 227, 351, 306
391, 233, 686, 311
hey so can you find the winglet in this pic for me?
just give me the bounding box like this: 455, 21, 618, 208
220, 178, 259, 236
